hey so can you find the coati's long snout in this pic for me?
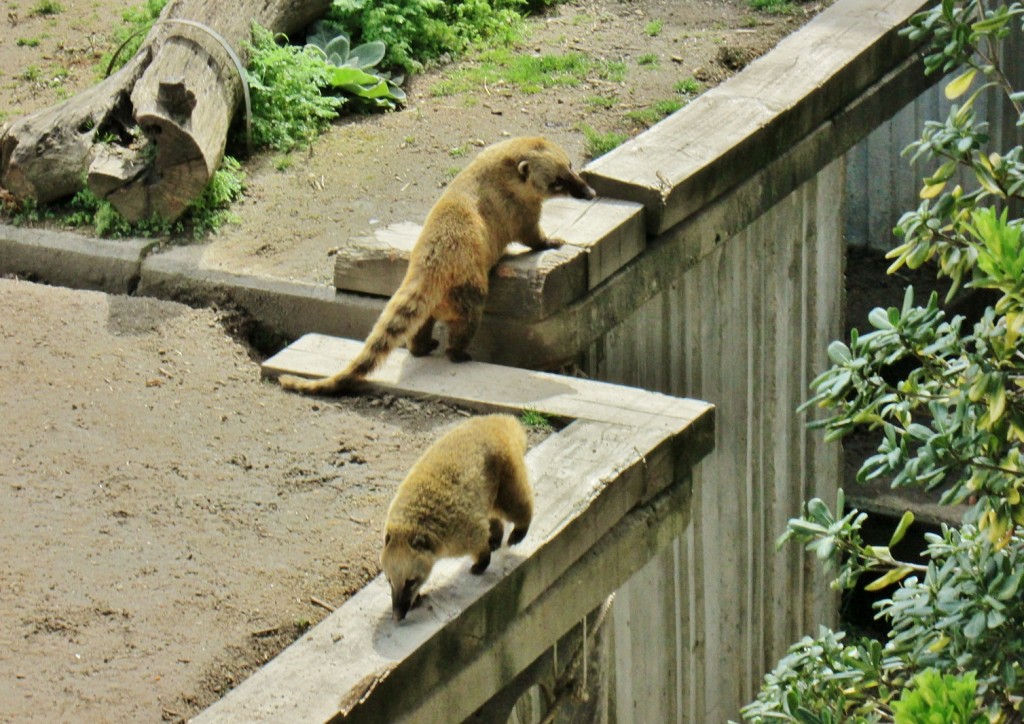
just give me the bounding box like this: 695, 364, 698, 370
562, 170, 597, 200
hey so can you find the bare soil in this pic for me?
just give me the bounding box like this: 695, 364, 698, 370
0, 0, 830, 721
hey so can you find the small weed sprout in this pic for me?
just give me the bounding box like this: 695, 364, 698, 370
644, 19, 664, 37
520, 409, 553, 431
637, 53, 659, 67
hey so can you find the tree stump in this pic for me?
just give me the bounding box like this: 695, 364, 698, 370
0, 0, 330, 222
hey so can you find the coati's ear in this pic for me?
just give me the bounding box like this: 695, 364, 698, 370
517, 160, 530, 181
411, 533, 434, 552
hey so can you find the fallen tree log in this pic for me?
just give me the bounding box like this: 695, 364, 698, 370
0, 0, 330, 222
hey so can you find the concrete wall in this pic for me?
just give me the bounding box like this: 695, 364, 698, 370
590, 161, 844, 722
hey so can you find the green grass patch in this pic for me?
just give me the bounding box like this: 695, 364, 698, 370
674, 77, 703, 95
748, 0, 795, 13
101, 0, 168, 75
625, 98, 683, 127
581, 124, 627, 158
20, 66, 42, 82
16, 37, 41, 48
29, 0, 63, 16
432, 49, 604, 96
585, 95, 618, 109
637, 53, 659, 67
644, 19, 664, 37
599, 60, 627, 83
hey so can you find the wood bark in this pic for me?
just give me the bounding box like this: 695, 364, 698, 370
0, 0, 330, 222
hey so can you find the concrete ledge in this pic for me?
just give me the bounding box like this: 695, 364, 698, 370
189, 339, 714, 723
0, 223, 155, 294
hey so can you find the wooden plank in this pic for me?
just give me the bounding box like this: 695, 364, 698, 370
196, 413, 708, 723
583, 0, 933, 233
262, 333, 714, 438
332, 198, 645, 321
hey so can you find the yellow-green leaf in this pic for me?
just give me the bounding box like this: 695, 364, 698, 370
864, 566, 915, 591
889, 511, 915, 548
921, 180, 946, 199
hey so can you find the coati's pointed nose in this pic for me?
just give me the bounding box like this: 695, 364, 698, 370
574, 183, 597, 200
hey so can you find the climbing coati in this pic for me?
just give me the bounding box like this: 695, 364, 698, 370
278, 136, 596, 396
380, 414, 533, 621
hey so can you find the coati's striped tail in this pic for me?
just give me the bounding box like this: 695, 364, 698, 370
278, 281, 436, 396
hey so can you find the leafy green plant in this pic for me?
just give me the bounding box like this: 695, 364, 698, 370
305, 20, 406, 109
244, 25, 343, 152
581, 124, 627, 158
743, 2, 1024, 722
16, 37, 41, 48
637, 53, 659, 67
325, 0, 531, 74
892, 669, 986, 724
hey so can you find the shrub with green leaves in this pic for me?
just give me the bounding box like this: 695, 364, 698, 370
244, 24, 344, 152
325, 0, 533, 73
742, 2, 1024, 722
892, 669, 987, 724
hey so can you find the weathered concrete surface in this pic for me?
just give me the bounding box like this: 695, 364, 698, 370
0, 223, 155, 294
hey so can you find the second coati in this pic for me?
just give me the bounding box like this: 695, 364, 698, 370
278, 136, 596, 396
379, 414, 533, 621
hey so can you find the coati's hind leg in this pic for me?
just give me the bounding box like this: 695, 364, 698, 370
445, 283, 486, 363
488, 518, 504, 551
408, 317, 439, 357
491, 452, 534, 546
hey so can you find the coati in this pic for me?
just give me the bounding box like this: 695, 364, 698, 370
278, 136, 596, 396
380, 414, 533, 621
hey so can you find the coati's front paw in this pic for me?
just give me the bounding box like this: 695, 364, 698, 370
508, 526, 529, 546
446, 348, 472, 363
470, 551, 491, 575
536, 237, 565, 250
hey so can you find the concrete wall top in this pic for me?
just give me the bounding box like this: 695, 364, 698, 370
584, 0, 932, 235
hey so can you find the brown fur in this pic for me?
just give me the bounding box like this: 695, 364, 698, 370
278, 136, 595, 395
379, 414, 533, 621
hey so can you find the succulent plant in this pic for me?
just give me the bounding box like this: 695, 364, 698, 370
305, 20, 406, 109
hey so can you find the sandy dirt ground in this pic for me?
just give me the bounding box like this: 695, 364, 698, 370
0, 0, 830, 720
0, 277, 482, 721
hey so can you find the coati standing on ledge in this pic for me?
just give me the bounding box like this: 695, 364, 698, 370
380, 414, 533, 621
278, 136, 596, 396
